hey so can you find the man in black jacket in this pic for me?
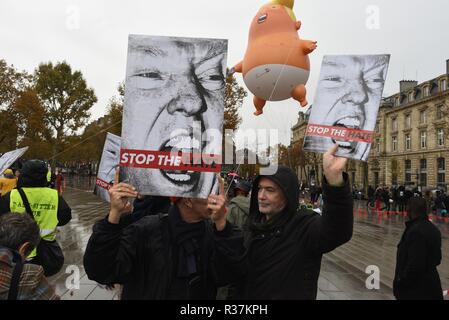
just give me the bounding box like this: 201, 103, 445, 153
212, 144, 353, 299
83, 170, 229, 299
393, 197, 443, 300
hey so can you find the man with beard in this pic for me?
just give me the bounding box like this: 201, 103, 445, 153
212, 144, 353, 299
120, 35, 227, 199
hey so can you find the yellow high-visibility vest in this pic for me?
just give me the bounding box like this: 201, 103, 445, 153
10, 188, 59, 259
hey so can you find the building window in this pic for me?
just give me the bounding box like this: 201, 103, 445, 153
419, 159, 427, 187
376, 139, 380, 154
419, 110, 427, 124
409, 91, 414, 102
392, 118, 398, 131
405, 114, 411, 129
405, 134, 411, 150
436, 105, 444, 120
395, 96, 400, 106
423, 86, 429, 97
438, 157, 445, 171
375, 121, 380, 133
420, 172, 427, 187
438, 128, 445, 146
420, 131, 427, 149
351, 171, 356, 184
405, 159, 412, 170
438, 158, 445, 189
405, 160, 411, 184
441, 79, 447, 92
392, 136, 397, 151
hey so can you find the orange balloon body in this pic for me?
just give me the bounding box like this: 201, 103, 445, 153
233, 3, 317, 115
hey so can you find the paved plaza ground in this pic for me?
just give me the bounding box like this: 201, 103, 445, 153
48, 179, 449, 300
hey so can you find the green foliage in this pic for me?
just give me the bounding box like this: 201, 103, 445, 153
0, 59, 32, 151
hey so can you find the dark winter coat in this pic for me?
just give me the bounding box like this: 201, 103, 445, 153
0, 191, 71, 226
393, 216, 443, 300
83, 204, 233, 300
214, 166, 353, 300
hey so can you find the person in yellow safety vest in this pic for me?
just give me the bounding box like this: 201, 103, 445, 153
0, 160, 71, 265
0, 169, 17, 196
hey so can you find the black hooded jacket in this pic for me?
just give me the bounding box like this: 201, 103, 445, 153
214, 166, 353, 299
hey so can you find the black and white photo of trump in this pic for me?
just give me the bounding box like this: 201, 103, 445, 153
120, 35, 227, 199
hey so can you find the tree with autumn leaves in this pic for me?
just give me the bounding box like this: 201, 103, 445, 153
0, 59, 97, 165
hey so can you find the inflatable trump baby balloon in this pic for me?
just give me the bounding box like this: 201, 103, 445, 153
230, 0, 317, 115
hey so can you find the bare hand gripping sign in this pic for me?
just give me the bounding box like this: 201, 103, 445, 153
120, 35, 227, 198
303, 55, 390, 161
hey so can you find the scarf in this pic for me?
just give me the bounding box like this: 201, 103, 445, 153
169, 208, 206, 278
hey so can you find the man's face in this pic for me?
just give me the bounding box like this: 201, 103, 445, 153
124, 37, 226, 197
257, 178, 287, 217
315, 56, 388, 157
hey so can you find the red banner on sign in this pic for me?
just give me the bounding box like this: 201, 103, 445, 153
119, 149, 221, 173
306, 124, 374, 143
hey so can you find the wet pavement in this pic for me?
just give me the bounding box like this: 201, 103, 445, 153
49, 181, 449, 300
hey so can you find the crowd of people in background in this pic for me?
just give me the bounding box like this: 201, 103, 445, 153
361, 185, 449, 217
0, 152, 445, 300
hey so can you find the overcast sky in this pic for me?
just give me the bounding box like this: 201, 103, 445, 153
1, 0, 449, 149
